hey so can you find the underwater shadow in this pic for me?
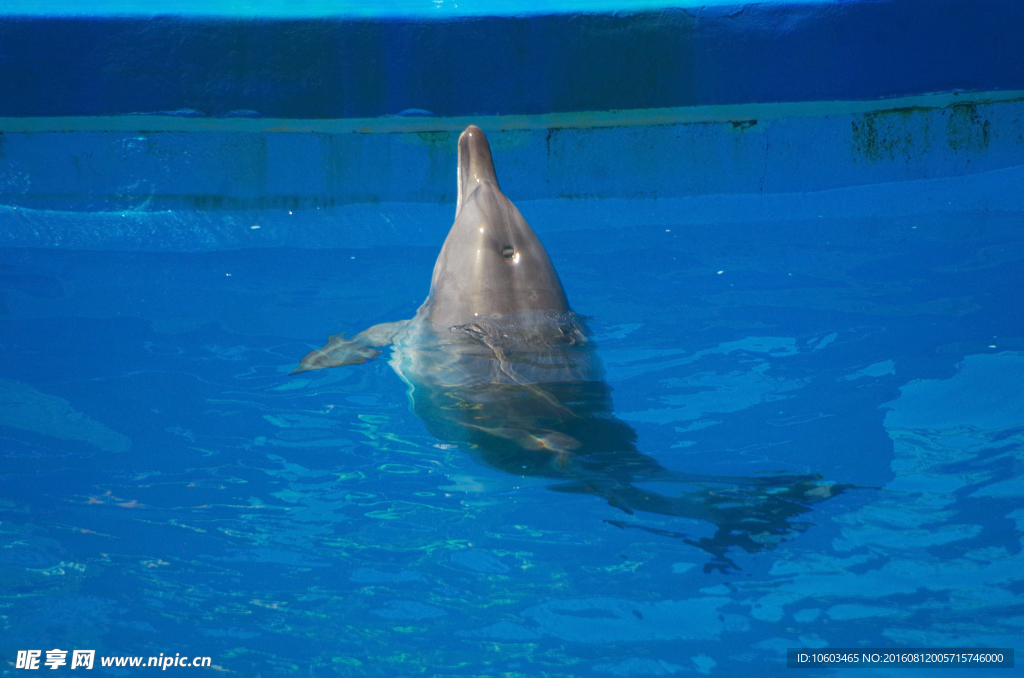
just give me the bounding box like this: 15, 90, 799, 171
399, 313, 849, 572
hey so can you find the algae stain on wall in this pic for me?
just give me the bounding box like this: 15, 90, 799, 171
851, 100, 1000, 164
945, 103, 991, 152
850, 107, 930, 163
402, 130, 455, 202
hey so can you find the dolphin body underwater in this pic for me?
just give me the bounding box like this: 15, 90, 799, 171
294, 125, 844, 570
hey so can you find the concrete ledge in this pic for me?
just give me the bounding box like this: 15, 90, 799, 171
2, 90, 1022, 134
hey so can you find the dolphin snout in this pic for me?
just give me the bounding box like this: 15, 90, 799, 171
456, 125, 500, 217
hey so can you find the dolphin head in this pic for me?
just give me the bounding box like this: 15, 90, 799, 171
422, 125, 569, 329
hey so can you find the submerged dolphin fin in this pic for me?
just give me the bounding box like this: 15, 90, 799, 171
291, 321, 408, 374
291, 333, 380, 374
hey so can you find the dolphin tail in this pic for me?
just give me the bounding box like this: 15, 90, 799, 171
549, 472, 854, 570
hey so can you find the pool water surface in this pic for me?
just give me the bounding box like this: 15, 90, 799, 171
2, 156, 1023, 674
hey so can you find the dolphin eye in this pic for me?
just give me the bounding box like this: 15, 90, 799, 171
501, 246, 515, 259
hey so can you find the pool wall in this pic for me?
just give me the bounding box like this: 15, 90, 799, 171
2, 0, 1023, 118
1, 0, 1023, 251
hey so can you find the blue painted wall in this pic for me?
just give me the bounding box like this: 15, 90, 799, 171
2, 0, 1023, 118
2, 95, 1022, 251
3, 97, 1023, 212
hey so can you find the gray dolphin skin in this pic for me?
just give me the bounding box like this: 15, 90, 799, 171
294, 125, 845, 571
293, 124, 574, 376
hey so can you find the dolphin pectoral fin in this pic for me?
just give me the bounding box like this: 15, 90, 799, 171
292, 319, 408, 374
291, 333, 382, 374
351, 320, 410, 348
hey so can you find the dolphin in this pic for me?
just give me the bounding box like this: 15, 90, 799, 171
294, 125, 846, 570
293, 125, 573, 376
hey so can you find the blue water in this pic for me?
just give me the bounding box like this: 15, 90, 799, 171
2, 184, 1023, 674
